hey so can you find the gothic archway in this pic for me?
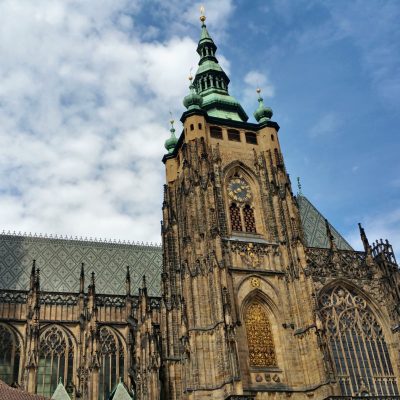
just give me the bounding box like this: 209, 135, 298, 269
36, 325, 75, 397
244, 302, 277, 368
98, 326, 125, 400
0, 323, 21, 385
224, 166, 261, 236
318, 285, 399, 396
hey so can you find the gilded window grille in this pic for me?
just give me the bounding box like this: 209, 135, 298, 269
230, 203, 243, 231
245, 303, 277, 368
243, 205, 256, 233
0, 324, 20, 385
319, 286, 399, 396
99, 327, 125, 400
37, 325, 74, 397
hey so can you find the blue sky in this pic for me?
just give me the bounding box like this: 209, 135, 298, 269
0, 0, 399, 256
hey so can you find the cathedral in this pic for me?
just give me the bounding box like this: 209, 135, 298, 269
0, 13, 399, 400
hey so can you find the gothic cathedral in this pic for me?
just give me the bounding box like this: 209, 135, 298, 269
0, 14, 399, 400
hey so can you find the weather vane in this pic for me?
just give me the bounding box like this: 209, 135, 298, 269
200, 5, 206, 24
169, 111, 174, 128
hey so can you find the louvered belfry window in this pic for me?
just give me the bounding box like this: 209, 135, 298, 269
230, 203, 243, 231
243, 204, 256, 233
319, 286, 399, 396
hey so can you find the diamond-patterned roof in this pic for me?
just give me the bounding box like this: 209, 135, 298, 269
0, 234, 162, 296
298, 195, 353, 250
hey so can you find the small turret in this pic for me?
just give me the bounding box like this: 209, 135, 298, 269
183, 75, 203, 110
254, 88, 273, 123
164, 119, 178, 154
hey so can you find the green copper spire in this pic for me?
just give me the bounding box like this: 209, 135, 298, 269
183, 75, 203, 110
164, 119, 178, 154
254, 88, 273, 123
192, 8, 248, 122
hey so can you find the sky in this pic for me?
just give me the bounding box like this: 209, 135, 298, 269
0, 0, 399, 257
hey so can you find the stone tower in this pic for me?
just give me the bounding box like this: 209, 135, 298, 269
158, 13, 335, 400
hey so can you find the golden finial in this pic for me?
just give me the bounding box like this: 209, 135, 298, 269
188, 66, 193, 82
200, 5, 206, 24
169, 112, 174, 129
256, 88, 262, 99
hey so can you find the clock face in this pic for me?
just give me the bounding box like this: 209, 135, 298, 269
228, 177, 252, 202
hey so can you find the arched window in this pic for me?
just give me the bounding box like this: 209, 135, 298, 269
245, 303, 277, 368
0, 324, 20, 385
229, 203, 242, 231
37, 325, 74, 397
227, 175, 257, 234
99, 327, 125, 400
319, 286, 399, 396
243, 205, 256, 233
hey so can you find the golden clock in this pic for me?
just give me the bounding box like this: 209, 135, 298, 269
227, 177, 252, 202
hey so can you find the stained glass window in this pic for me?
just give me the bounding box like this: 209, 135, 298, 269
99, 327, 125, 400
245, 303, 277, 368
319, 286, 399, 396
37, 325, 74, 397
0, 324, 20, 385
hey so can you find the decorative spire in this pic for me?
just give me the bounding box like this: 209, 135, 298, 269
297, 177, 303, 196
126, 266, 131, 297
254, 88, 273, 124
189, 10, 248, 122
325, 218, 337, 251
164, 117, 178, 154
80, 263, 85, 294
358, 223, 371, 253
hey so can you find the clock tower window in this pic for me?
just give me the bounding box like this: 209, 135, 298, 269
243, 204, 256, 233
229, 203, 243, 231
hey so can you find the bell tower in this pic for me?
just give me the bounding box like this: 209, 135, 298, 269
159, 11, 335, 400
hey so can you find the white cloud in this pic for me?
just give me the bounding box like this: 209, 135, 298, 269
0, 0, 223, 243
347, 207, 400, 261
309, 112, 340, 138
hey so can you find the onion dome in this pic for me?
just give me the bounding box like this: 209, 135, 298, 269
164, 119, 178, 154
183, 76, 203, 110
254, 88, 273, 123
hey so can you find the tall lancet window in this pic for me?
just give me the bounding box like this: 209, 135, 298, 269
319, 286, 399, 396
37, 325, 74, 397
245, 303, 277, 368
99, 327, 125, 400
227, 175, 257, 234
0, 324, 20, 385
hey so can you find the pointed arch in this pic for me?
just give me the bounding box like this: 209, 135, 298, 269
243, 300, 277, 368
318, 284, 399, 396
241, 289, 278, 369
36, 324, 75, 397
223, 162, 264, 236
98, 326, 126, 400
0, 323, 22, 385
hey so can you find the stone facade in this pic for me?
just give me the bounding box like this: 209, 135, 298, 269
0, 16, 400, 400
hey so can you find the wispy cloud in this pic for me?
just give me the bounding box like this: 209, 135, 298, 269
309, 112, 340, 138
347, 207, 400, 261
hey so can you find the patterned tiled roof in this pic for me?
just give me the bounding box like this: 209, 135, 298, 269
0, 380, 48, 400
298, 195, 353, 250
0, 233, 162, 296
